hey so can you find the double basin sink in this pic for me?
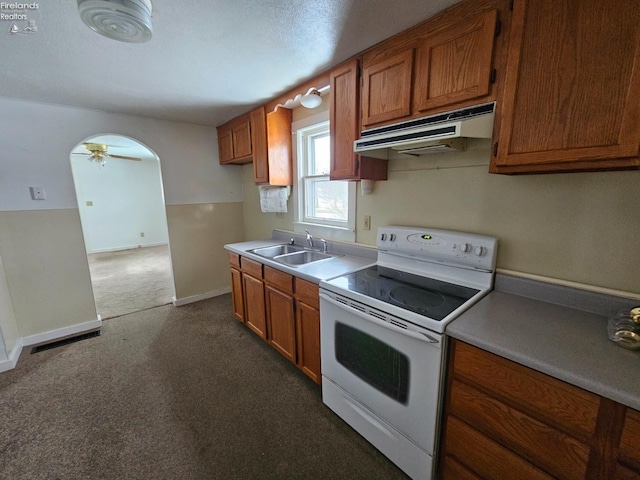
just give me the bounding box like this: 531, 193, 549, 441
249, 244, 339, 267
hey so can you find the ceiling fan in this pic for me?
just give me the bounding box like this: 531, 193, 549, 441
76, 142, 142, 166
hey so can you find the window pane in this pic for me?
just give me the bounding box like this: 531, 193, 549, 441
305, 178, 348, 221
310, 133, 330, 175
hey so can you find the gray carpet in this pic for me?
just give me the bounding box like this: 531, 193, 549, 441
0, 295, 408, 479
87, 245, 174, 320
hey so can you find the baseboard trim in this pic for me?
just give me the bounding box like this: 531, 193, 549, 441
0, 339, 24, 373
22, 319, 103, 347
172, 287, 231, 307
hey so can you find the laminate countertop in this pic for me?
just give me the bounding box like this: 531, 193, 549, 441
224, 231, 377, 284
446, 273, 640, 411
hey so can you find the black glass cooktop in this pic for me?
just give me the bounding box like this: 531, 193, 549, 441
330, 265, 480, 321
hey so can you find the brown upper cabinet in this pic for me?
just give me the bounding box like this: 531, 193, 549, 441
219, 106, 293, 185
361, 50, 414, 127
250, 106, 293, 186
330, 58, 387, 181
413, 9, 498, 114
217, 113, 252, 164
491, 0, 640, 174
361, 5, 500, 129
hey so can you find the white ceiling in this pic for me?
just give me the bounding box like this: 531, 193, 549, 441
1, 0, 460, 127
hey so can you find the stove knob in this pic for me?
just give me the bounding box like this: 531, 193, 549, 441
474, 246, 486, 256
380, 233, 387, 241
460, 243, 471, 253
389, 234, 396, 242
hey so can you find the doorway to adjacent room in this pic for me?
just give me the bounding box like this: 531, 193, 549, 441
69, 134, 175, 319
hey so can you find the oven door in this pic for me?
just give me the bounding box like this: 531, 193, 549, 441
320, 290, 445, 456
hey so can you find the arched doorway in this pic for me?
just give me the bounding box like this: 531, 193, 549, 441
70, 134, 175, 319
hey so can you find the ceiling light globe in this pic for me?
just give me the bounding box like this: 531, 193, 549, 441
300, 91, 322, 109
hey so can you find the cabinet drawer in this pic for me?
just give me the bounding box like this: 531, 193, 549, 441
228, 252, 241, 269
295, 278, 319, 308
452, 341, 600, 439
619, 408, 640, 473
241, 257, 263, 278
449, 378, 590, 479
264, 266, 293, 294
443, 416, 554, 480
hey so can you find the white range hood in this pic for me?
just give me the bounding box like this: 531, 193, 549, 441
354, 102, 495, 159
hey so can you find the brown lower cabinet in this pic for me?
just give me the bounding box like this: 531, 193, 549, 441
228, 253, 321, 385
439, 339, 640, 480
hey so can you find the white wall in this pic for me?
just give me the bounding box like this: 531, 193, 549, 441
0, 97, 243, 210
0, 96, 246, 339
71, 150, 169, 253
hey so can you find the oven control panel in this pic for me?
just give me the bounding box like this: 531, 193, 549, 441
377, 226, 498, 271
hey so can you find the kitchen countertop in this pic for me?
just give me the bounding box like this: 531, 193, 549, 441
446, 273, 640, 411
224, 232, 376, 284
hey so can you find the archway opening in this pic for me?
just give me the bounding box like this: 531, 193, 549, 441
70, 134, 175, 319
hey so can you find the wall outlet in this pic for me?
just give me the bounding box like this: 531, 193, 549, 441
140, 232, 145, 237
363, 215, 371, 230
29, 186, 46, 200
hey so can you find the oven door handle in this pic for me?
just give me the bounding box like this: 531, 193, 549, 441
320, 292, 441, 345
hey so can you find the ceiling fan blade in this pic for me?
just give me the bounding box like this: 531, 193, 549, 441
106, 153, 142, 161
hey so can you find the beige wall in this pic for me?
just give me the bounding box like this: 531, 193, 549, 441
167, 202, 245, 300
242, 134, 640, 296
0, 210, 97, 337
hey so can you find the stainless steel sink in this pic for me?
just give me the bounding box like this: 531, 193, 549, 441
250, 244, 305, 258
274, 250, 334, 266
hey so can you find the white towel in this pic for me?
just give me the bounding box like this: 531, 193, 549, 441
259, 186, 288, 213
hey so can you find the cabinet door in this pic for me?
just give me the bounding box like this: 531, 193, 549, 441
242, 273, 267, 340
330, 58, 360, 180
329, 58, 386, 181
616, 408, 640, 478
266, 108, 293, 186
491, 0, 640, 174
218, 127, 234, 164
295, 300, 321, 385
413, 10, 497, 113
361, 50, 413, 127
232, 119, 252, 159
265, 285, 296, 363
251, 106, 269, 184
230, 267, 244, 322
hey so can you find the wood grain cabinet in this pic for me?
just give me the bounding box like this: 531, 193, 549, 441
227, 256, 321, 385
294, 278, 321, 384
330, 58, 387, 181
439, 339, 640, 480
228, 252, 244, 322
220, 106, 293, 185
360, 5, 500, 130
413, 9, 498, 114
491, 0, 640, 174
361, 50, 414, 127
264, 266, 296, 362
217, 113, 253, 164
239, 257, 267, 340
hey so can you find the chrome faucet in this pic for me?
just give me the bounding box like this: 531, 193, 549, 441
305, 229, 314, 249
320, 239, 328, 253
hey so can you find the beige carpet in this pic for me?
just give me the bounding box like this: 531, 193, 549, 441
87, 245, 174, 320
0, 295, 408, 479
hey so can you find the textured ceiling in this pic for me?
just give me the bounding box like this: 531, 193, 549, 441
1, 0, 460, 126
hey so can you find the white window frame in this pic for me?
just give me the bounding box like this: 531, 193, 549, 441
292, 114, 356, 242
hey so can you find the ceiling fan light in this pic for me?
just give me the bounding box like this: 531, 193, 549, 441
300, 90, 322, 109
77, 0, 153, 43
